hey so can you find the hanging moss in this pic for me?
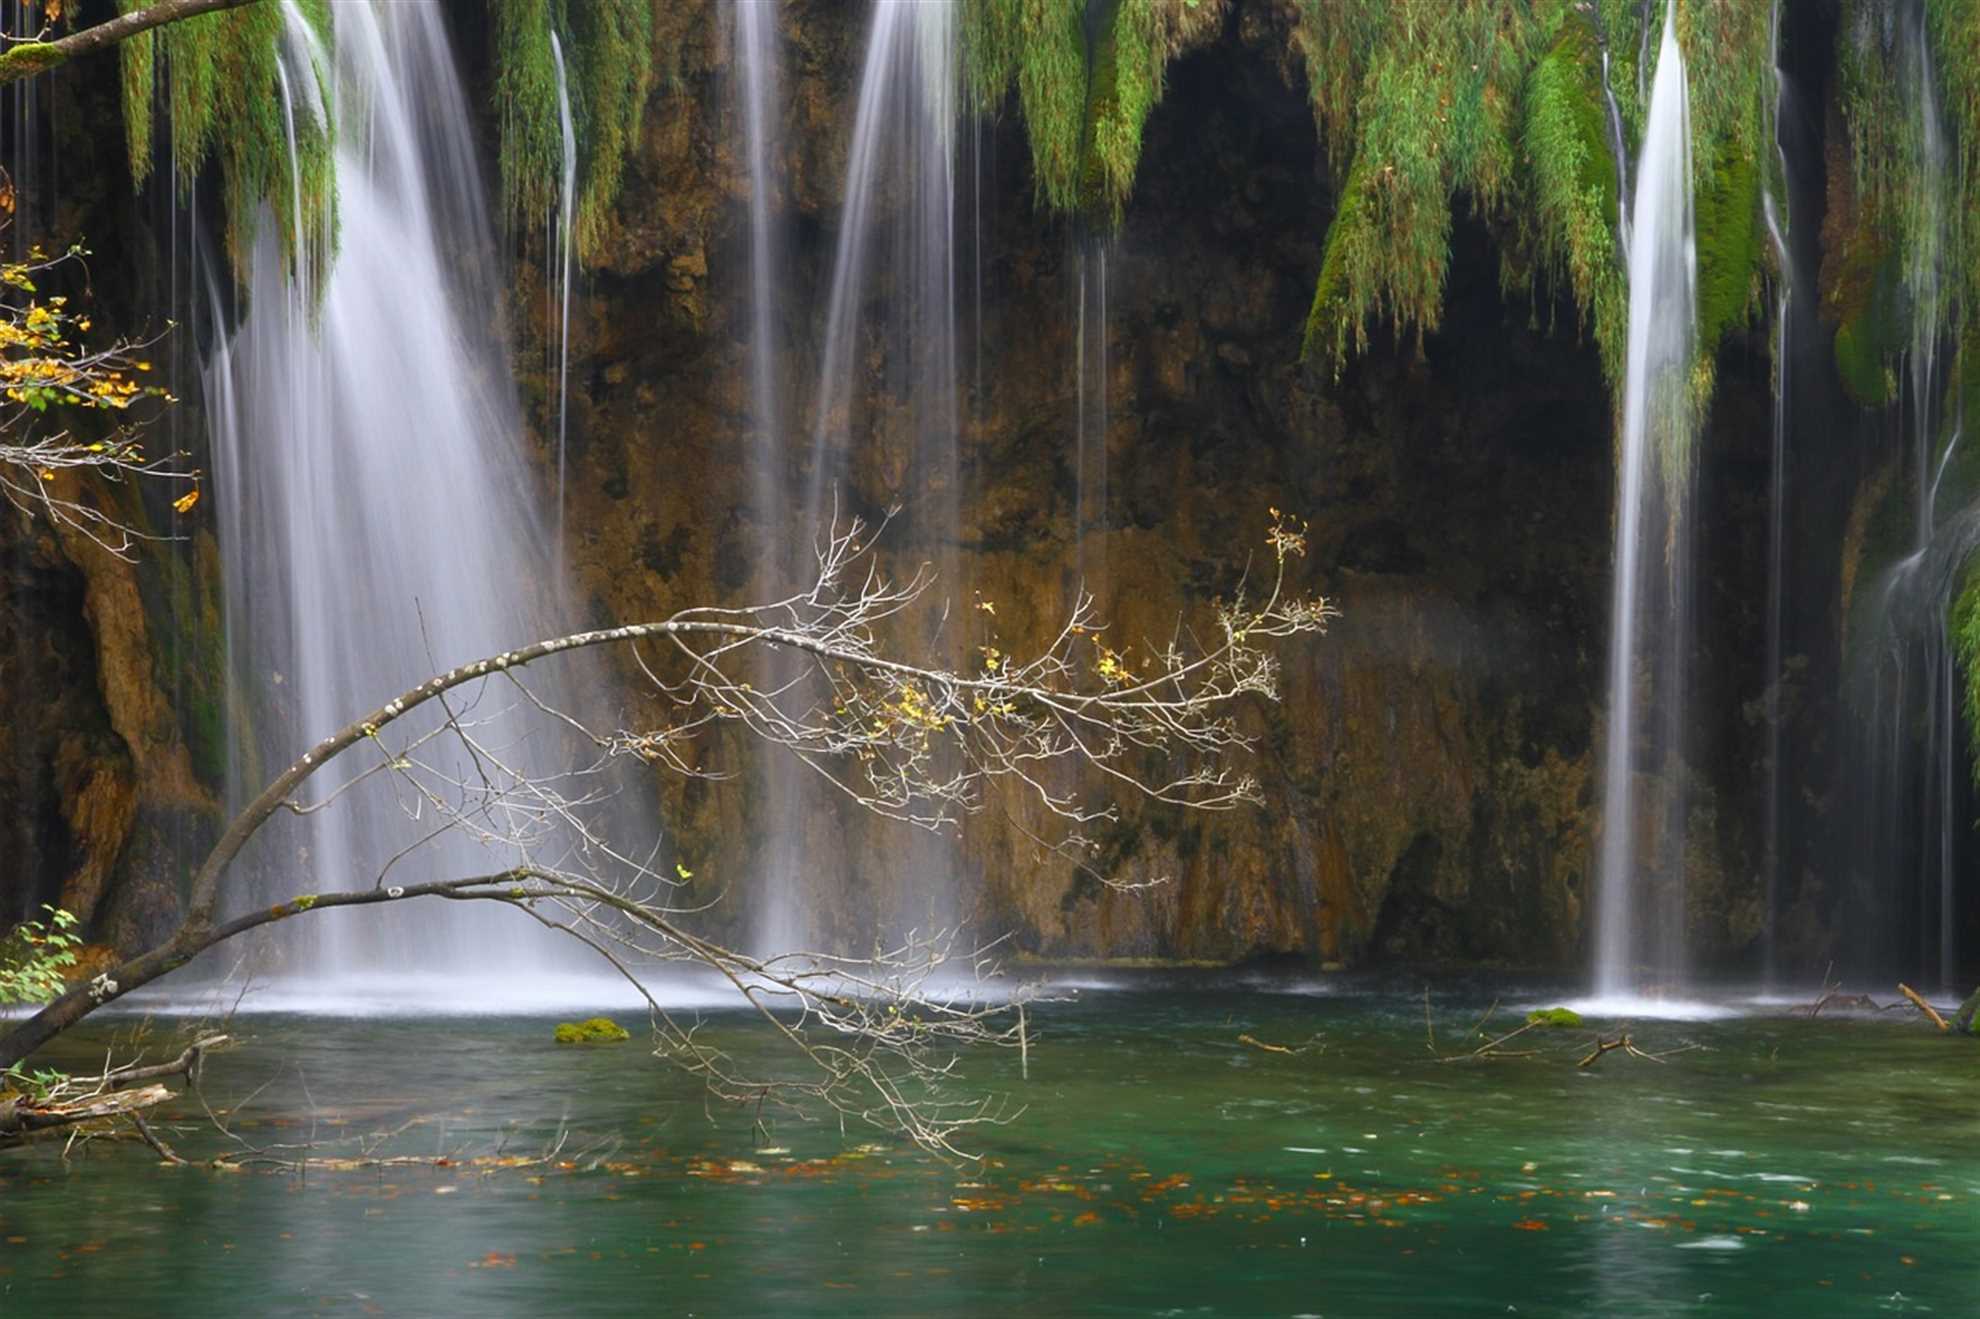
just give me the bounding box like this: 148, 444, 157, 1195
1833, 0, 1979, 413
1292, 0, 1770, 410
115, 0, 336, 282
490, 0, 654, 264
964, 0, 1223, 225
1952, 560, 1980, 784
1513, 6, 1626, 386
1292, 0, 1534, 369
1301, 154, 1367, 364
1694, 141, 1761, 355
1923, 0, 1980, 349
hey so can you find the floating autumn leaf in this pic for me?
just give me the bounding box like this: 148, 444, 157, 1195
172, 487, 200, 515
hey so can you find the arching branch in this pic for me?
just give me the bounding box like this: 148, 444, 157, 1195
0, 0, 260, 86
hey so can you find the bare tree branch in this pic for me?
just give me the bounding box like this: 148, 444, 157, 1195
1, 509, 1332, 1155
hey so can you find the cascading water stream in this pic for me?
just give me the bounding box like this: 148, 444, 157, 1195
1599, 48, 1632, 253
1849, 0, 1964, 991
1594, 0, 1694, 999
1074, 236, 1110, 600
550, 29, 577, 575
1758, 0, 1793, 987
734, 0, 806, 955
801, 1, 963, 948
207, 1, 585, 994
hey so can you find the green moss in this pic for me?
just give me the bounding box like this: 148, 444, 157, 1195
554, 1017, 632, 1044
1301, 154, 1367, 365
1292, 0, 1537, 369
491, 0, 654, 262
1835, 317, 1898, 409
1291, 0, 1769, 418
1841, 0, 1980, 390
116, 0, 336, 283
1952, 559, 1980, 790
1694, 141, 1761, 355
0, 42, 65, 80
965, 0, 1223, 225
1515, 7, 1625, 385
1525, 1006, 1584, 1028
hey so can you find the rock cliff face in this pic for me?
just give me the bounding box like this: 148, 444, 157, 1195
1, 55, 220, 950
11, 0, 1832, 972
507, 1, 1675, 969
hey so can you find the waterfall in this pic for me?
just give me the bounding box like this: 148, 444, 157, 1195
549, 29, 577, 574
1849, 0, 1965, 992
1599, 48, 1632, 253
800, 0, 963, 948
1593, 0, 1695, 998
207, 1, 583, 994
735, 0, 806, 954
1074, 236, 1110, 598
811, 0, 960, 538
1758, 0, 1793, 988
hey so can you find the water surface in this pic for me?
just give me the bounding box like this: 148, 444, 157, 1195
3, 981, 1973, 1315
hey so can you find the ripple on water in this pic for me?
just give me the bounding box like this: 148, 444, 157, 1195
1675, 1236, 1746, 1251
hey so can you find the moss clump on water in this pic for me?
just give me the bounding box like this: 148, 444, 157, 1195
1525, 1007, 1584, 1028
1955, 984, 1980, 1034
554, 1017, 631, 1044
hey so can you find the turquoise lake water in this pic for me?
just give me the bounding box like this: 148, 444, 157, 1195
2, 977, 1974, 1315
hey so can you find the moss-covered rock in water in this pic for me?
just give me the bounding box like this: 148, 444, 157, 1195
554, 1017, 631, 1044
1525, 1007, 1583, 1028
1955, 985, 1979, 1035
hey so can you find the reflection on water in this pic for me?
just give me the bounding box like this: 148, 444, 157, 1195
2, 983, 1973, 1315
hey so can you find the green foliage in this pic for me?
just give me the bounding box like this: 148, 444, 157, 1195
1293, 0, 1534, 367
0, 906, 81, 1007
555, 1016, 631, 1044
964, 0, 1222, 225
1952, 559, 1980, 788
1513, 6, 1626, 385
1291, 0, 1772, 408
490, 0, 654, 262
1525, 1006, 1584, 1028
1925, 0, 1980, 345
115, 0, 336, 283
1693, 141, 1761, 357
1, 1061, 69, 1104
0, 42, 66, 83
1835, 0, 1979, 406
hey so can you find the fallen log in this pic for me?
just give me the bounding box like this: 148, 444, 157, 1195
0, 1083, 172, 1140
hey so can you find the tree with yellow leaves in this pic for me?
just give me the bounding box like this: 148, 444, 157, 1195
0, 230, 196, 557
